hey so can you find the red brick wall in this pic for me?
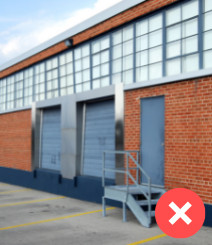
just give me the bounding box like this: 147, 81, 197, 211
0, 110, 32, 171
125, 77, 212, 204
0, 0, 179, 79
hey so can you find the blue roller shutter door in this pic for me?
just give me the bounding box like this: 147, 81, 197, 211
83, 100, 115, 179
41, 107, 61, 171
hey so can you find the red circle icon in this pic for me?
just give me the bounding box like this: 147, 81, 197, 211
155, 188, 205, 238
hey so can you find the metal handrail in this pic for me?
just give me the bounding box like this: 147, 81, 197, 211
102, 150, 152, 224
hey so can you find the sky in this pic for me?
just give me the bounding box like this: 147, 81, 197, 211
0, 0, 122, 66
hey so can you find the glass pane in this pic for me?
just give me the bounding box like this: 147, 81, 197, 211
113, 31, 122, 45
67, 63, 73, 74
52, 58, 58, 68
67, 75, 73, 86
123, 25, 133, 41
93, 54, 100, 66
204, 12, 212, 31
67, 87, 74, 95
60, 66, 66, 76
123, 40, 133, 55
47, 72, 52, 80
113, 59, 122, 73
82, 57, 90, 69
149, 30, 162, 48
83, 82, 90, 91
101, 63, 109, 76
40, 84, 45, 93
136, 35, 148, 52
112, 73, 122, 84
123, 55, 133, 70
183, 18, 198, 38
101, 50, 109, 63
66, 52, 73, 63
113, 44, 122, 59
182, 0, 198, 20
149, 46, 162, 63
75, 60, 82, 72
92, 41, 100, 53
182, 36, 198, 54
183, 54, 199, 73
46, 60, 52, 70
205, 0, 212, 12
76, 84, 82, 93
61, 88, 66, 96
136, 51, 148, 66
93, 66, 100, 79
101, 77, 110, 87
136, 20, 148, 36
93, 79, 101, 89
149, 14, 162, 32
40, 63, 45, 73
166, 6, 181, 26
101, 37, 110, 50
166, 58, 181, 76
123, 70, 133, 84
60, 77, 66, 87
52, 69, 58, 79
82, 45, 89, 57
167, 40, 181, 58
149, 62, 162, 80
83, 69, 90, 81
204, 50, 212, 68
204, 30, 212, 50
136, 66, 148, 82
75, 72, 82, 84
167, 24, 181, 42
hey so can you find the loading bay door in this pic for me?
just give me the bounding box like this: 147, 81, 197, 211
83, 100, 115, 179
41, 107, 61, 171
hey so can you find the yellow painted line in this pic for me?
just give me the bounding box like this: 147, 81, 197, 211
128, 234, 167, 245
0, 189, 30, 194
0, 196, 65, 208
0, 207, 116, 231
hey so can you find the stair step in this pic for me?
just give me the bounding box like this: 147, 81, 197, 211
145, 211, 155, 217
136, 199, 159, 206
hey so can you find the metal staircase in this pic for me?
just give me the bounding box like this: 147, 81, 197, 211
102, 150, 165, 228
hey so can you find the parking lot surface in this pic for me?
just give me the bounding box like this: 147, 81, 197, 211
0, 182, 211, 245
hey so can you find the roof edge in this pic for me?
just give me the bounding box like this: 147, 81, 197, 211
0, 0, 145, 72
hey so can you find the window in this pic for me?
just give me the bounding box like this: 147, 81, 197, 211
92, 36, 110, 89
0, 79, 6, 111
34, 63, 45, 101
203, 0, 212, 68
24, 68, 33, 106
136, 14, 163, 82
59, 51, 74, 96
112, 25, 134, 84
74, 44, 90, 93
166, 0, 199, 75
46, 57, 59, 99
15, 72, 24, 108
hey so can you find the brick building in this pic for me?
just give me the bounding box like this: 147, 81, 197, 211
0, 0, 211, 226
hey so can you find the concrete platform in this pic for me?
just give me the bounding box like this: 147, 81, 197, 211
0, 182, 211, 245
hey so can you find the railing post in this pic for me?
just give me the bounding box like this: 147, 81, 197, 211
102, 152, 105, 187
136, 151, 139, 184
148, 178, 151, 226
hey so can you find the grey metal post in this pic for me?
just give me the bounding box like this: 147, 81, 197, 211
123, 202, 127, 222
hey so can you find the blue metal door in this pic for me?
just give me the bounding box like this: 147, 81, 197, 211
141, 96, 165, 186
41, 107, 61, 171
83, 100, 115, 179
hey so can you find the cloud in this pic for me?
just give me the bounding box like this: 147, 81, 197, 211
0, 0, 122, 66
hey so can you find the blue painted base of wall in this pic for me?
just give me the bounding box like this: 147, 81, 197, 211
0, 166, 211, 227
0, 167, 120, 207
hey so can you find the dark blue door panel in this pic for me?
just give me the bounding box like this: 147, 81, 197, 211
41, 107, 61, 171
141, 96, 165, 186
83, 100, 115, 179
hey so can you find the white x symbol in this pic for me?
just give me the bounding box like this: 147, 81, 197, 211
169, 202, 192, 225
